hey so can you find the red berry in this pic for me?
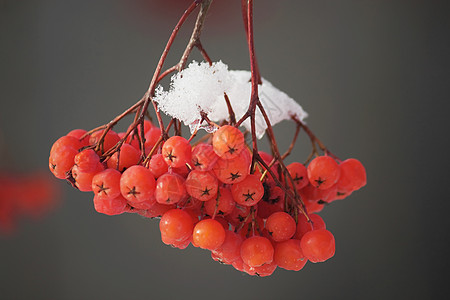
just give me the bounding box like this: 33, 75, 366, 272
91, 168, 122, 200
162, 136, 192, 168
231, 174, 264, 207
93, 194, 127, 216
148, 154, 168, 178
212, 125, 245, 159
74, 149, 100, 173
274, 239, 307, 271
213, 152, 249, 184
49, 146, 78, 179
287, 162, 308, 190
159, 209, 194, 244
67, 129, 90, 146
155, 173, 186, 205
144, 127, 161, 150
192, 219, 226, 250
265, 212, 296, 242
212, 230, 243, 265
191, 143, 218, 171
307, 156, 340, 190
72, 162, 104, 192
337, 158, 367, 193
185, 170, 218, 201
50, 136, 82, 155
120, 165, 156, 204
300, 229, 335, 263
240, 236, 274, 267
107, 143, 140, 172
89, 130, 120, 155
204, 187, 236, 216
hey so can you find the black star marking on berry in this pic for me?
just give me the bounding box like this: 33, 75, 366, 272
165, 150, 177, 162
201, 187, 212, 196
242, 190, 256, 202
50, 163, 56, 170
96, 182, 109, 195
193, 158, 202, 167
227, 145, 237, 155
127, 186, 140, 198
229, 172, 241, 181
293, 174, 303, 183
237, 215, 245, 222
315, 176, 325, 187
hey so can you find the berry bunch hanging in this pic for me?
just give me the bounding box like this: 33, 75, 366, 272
48, 0, 366, 276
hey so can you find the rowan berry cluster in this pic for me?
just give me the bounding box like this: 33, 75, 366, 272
47, 0, 367, 277
49, 121, 366, 276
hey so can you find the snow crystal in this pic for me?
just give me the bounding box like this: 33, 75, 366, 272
154, 61, 308, 139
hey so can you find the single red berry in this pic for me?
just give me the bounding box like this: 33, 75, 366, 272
155, 173, 186, 205
287, 162, 309, 190
74, 149, 100, 173
162, 136, 192, 168
337, 158, 367, 193
192, 219, 226, 250
66, 129, 90, 147
50, 135, 82, 155
120, 165, 156, 204
185, 170, 218, 201
191, 143, 219, 171
265, 212, 296, 242
204, 187, 236, 217
72, 162, 104, 192
300, 229, 335, 263
49, 146, 78, 179
93, 194, 127, 216
211, 230, 243, 265
240, 236, 274, 267
148, 154, 168, 178
307, 156, 340, 190
159, 209, 194, 243
274, 239, 307, 271
212, 125, 245, 159
144, 127, 161, 150
231, 174, 264, 207
89, 130, 120, 155
213, 153, 249, 184
107, 143, 140, 172
91, 168, 122, 200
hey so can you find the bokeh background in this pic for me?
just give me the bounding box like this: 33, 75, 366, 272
1, 0, 449, 299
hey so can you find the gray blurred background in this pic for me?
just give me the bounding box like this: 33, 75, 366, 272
1, 0, 449, 299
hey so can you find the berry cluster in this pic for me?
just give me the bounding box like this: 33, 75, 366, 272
49, 122, 366, 276
0, 172, 59, 234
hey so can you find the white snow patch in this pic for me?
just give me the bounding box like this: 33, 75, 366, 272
154, 61, 308, 139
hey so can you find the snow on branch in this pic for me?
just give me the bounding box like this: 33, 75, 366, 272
154, 61, 308, 138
